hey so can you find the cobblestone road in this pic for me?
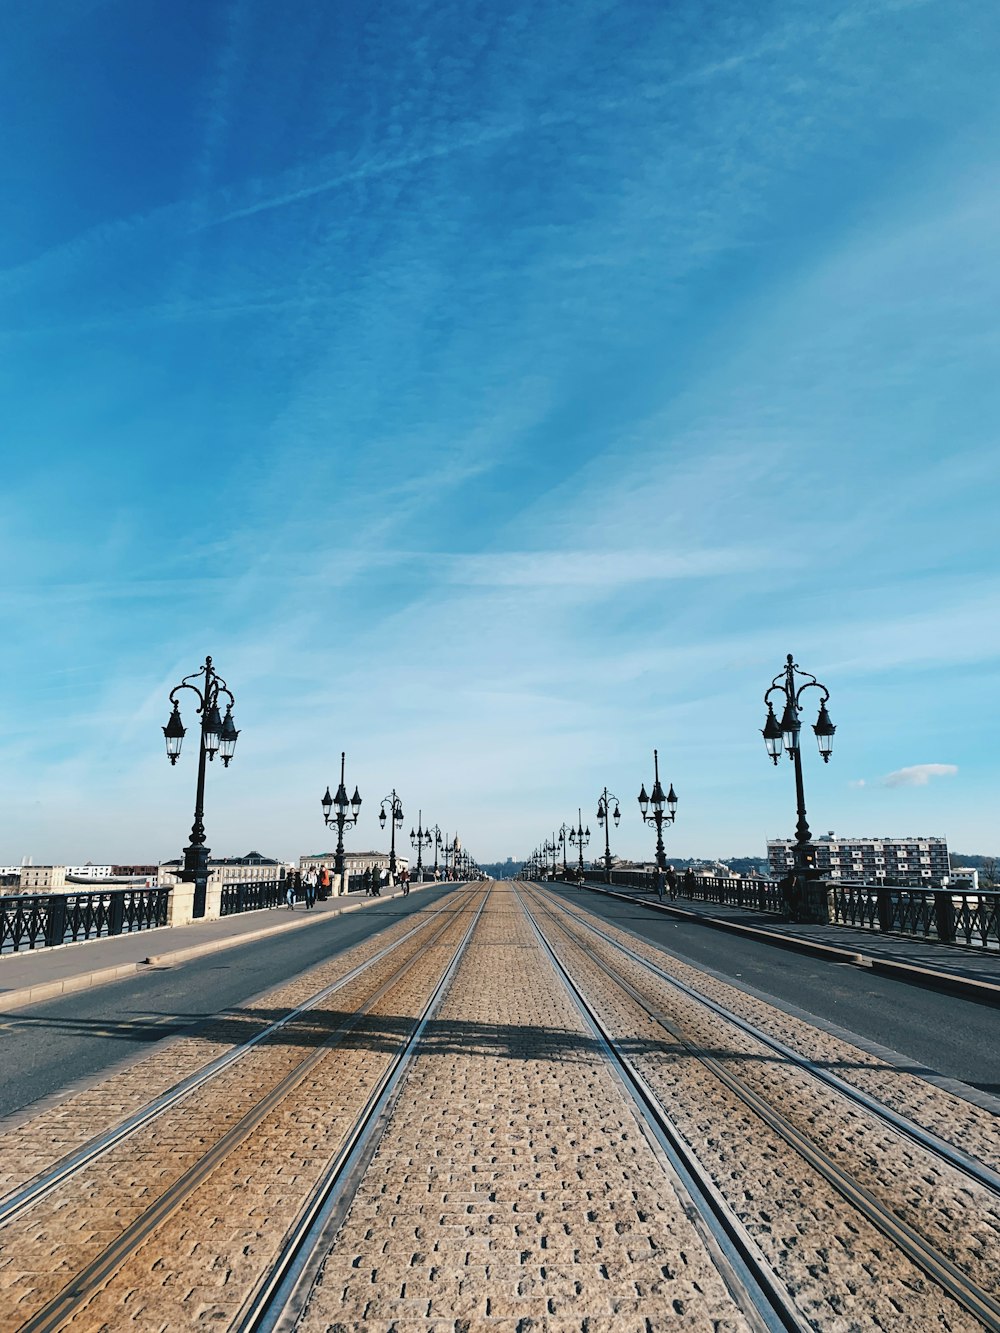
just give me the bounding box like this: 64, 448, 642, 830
297, 887, 751, 1331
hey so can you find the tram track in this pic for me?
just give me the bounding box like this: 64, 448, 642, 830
0, 892, 472, 1231
521, 883, 1000, 1332
1, 888, 488, 1331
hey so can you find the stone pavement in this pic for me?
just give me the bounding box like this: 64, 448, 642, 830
0, 883, 439, 1013
570, 880, 1000, 1003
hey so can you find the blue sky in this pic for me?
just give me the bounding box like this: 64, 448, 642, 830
2, 0, 999, 867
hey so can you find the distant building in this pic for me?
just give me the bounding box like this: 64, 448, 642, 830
159, 850, 284, 887
18, 866, 67, 891
300, 851, 409, 877
767, 833, 950, 884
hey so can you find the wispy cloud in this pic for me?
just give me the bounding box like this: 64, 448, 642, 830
882, 765, 958, 788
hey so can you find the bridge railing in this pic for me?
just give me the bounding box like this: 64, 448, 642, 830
219, 879, 286, 916
570, 871, 1000, 950
0, 887, 169, 955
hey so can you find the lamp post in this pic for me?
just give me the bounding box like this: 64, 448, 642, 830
638, 749, 677, 876
595, 787, 621, 883
378, 789, 405, 876
546, 834, 559, 879
452, 834, 461, 881
320, 752, 362, 891
762, 653, 835, 922
569, 807, 590, 878
557, 823, 571, 878
162, 655, 239, 919
410, 811, 432, 882
429, 824, 443, 879
441, 831, 452, 880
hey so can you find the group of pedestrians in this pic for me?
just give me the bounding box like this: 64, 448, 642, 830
284, 864, 331, 909
359, 865, 411, 896
653, 865, 696, 901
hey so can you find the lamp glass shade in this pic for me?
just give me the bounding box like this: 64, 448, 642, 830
379, 808, 387, 828
613, 806, 621, 826
666, 785, 677, 816
779, 700, 800, 753
321, 786, 334, 818
638, 784, 649, 816
650, 780, 665, 813
351, 787, 362, 817
813, 701, 835, 760
219, 708, 239, 760
762, 704, 783, 760
203, 702, 223, 755
163, 703, 185, 760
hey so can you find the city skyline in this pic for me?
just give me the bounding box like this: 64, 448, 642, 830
3, 1, 999, 863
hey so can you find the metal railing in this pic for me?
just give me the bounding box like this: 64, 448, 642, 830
219, 879, 286, 916
568, 870, 1000, 950
0, 887, 169, 954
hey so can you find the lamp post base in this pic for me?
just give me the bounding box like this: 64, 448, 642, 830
182, 844, 210, 920
785, 871, 831, 924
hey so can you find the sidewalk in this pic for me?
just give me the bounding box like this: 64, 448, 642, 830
0, 883, 440, 1013
573, 881, 1000, 1005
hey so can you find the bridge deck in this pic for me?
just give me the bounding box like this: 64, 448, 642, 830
0, 884, 996, 1331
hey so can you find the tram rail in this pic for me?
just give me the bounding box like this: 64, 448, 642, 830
521, 883, 1000, 1332
3, 888, 488, 1332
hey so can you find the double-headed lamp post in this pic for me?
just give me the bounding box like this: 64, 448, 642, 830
410, 812, 432, 882
569, 808, 590, 877
557, 823, 571, 877
162, 655, 239, 919
595, 788, 621, 883
379, 790, 405, 875
429, 824, 443, 879
320, 752, 362, 889
762, 653, 835, 922
638, 749, 677, 874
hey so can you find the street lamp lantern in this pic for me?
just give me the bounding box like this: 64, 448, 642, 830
218, 706, 239, 764
813, 700, 836, 761
320, 752, 361, 889
764, 652, 834, 922
162, 702, 186, 764
163, 654, 238, 918
762, 703, 783, 764
638, 749, 677, 874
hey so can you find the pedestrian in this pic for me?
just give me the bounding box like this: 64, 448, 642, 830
400, 866, 410, 896
666, 865, 678, 900
285, 871, 296, 909
318, 865, 330, 901
378, 866, 388, 897
363, 866, 372, 896
683, 867, 695, 897
304, 870, 317, 909
654, 866, 665, 901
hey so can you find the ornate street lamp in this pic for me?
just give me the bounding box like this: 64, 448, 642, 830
321, 752, 362, 890
378, 789, 405, 875
595, 787, 621, 883
410, 811, 432, 882
162, 655, 239, 919
763, 653, 835, 921
428, 824, 444, 879
638, 749, 677, 876
557, 823, 571, 878
569, 807, 590, 877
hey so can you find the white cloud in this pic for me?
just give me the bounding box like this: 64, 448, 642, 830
881, 764, 958, 788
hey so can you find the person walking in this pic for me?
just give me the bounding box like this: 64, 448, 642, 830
654, 866, 665, 902
285, 870, 296, 909
400, 866, 410, 896
378, 866, 388, 897
318, 865, 330, 901
683, 867, 695, 897
304, 870, 317, 909
666, 865, 678, 900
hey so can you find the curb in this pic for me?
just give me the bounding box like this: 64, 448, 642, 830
0, 883, 439, 1014
574, 883, 1000, 1007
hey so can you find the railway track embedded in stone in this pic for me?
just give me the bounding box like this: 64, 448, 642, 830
520, 883, 1000, 1332
0, 887, 488, 1331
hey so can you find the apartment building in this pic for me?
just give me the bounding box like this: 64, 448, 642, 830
767, 833, 950, 884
